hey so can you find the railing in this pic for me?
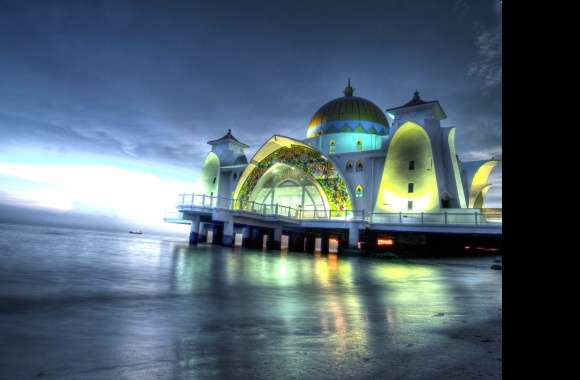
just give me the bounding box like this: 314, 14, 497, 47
175, 193, 502, 226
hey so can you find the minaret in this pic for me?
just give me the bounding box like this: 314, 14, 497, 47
206, 129, 249, 166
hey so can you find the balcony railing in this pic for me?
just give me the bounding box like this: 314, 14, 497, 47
174, 193, 502, 226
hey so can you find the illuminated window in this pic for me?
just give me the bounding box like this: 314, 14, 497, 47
356, 139, 363, 151
356, 160, 363, 171
346, 160, 353, 171
329, 140, 336, 154
409, 160, 415, 170
328, 237, 339, 253
355, 185, 363, 198
408, 183, 414, 193
407, 200, 413, 210
377, 238, 394, 246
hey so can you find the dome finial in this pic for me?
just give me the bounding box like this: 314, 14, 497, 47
344, 78, 354, 97
413, 89, 421, 100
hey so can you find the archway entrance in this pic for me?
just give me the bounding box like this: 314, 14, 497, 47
248, 163, 330, 217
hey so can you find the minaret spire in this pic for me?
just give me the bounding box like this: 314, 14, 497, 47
343, 78, 354, 97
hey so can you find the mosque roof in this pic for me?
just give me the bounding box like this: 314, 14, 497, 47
387, 90, 447, 119
207, 129, 249, 148
306, 80, 389, 138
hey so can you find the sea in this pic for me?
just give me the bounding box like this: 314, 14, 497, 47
0, 222, 501, 379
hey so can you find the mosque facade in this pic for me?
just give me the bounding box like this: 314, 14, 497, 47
173, 82, 499, 252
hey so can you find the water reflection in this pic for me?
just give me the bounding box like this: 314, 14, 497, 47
0, 224, 501, 379
170, 246, 462, 368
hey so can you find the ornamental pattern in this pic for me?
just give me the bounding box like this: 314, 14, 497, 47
237, 145, 352, 214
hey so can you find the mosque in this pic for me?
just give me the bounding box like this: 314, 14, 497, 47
167, 81, 500, 254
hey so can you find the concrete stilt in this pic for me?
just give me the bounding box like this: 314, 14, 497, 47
273, 227, 282, 250
189, 216, 201, 245
222, 220, 234, 246
198, 222, 207, 243
349, 223, 360, 250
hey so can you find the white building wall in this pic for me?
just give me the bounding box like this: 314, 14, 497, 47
327, 150, 386, 213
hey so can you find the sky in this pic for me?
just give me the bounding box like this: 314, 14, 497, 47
0, 0, 502, 234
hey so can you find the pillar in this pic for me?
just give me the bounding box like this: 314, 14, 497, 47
198, 222, 207, 243
348, 222, 360, 250
273, 226, 282, 250
222, 220, 234, 246
189, 215, 201, 245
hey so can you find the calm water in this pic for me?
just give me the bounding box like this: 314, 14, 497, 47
0, 223, 501, 379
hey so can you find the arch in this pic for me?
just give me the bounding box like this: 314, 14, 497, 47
355, 139, 363, 151
197, 152, 220, 196
346, 160, 354, 171
354, 125, 365, 133
355, 184, 363, 198
469, 161, 497, 208
248, 163, 330, 212
233, 135, 353, 214
356, 160, 364, 171
375, 121, 439, 212
329, 139, 336, 154
326, 125, 338, 134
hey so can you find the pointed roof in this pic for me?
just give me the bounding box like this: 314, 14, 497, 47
387, 90, 447, 120
403, 90, 428, 107
343, 78, 354, 97
207, 129, 249, 148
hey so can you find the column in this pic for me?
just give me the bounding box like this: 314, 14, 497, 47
198, 222, 207, 243
348, 222, 360, 250
222, 220, 234, 246
273, 226, 282, 250
189, 215, 201, 245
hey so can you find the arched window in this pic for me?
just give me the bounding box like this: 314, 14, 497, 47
355, 139, 363, 152
329, 140, 336, 154
356, 160, 364, 172
212, 176, 217, 184
233, 172, 238, 180
346, 160, 353, 171
355, 185, 363, 198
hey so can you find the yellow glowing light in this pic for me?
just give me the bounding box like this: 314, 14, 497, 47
469, 160, 498, 208
233, 135, 313, 200
374, 264, 434, 281
375, 122, 439, 212
232, 135, 352, 207
197, 152, 220, 196
377, 238, 394, 246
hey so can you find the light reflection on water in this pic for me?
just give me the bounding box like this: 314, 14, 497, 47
0, 223, 501, 379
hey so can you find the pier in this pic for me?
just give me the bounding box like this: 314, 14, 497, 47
165, 193, 502, 255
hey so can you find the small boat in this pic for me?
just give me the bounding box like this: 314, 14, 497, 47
129, 230, 143, 235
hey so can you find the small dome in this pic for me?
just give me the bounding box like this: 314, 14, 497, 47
306, 80, 389, 138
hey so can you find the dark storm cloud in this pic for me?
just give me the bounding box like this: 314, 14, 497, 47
0, 0, 501, 172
